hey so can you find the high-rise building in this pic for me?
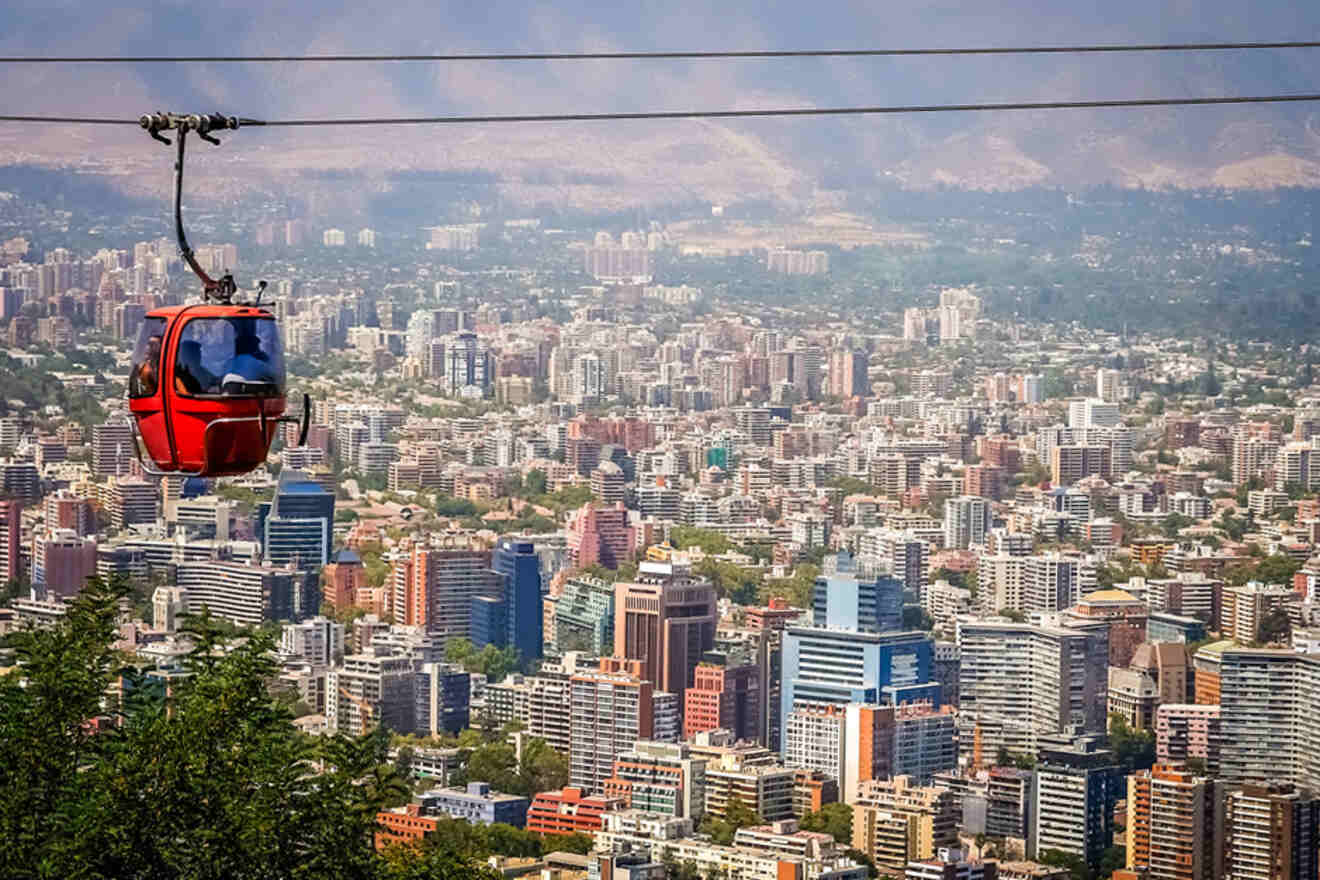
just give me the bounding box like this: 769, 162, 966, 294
414, 662, 471, 737
280, 616, 345, 666
0, 499, 21, 583
780, 627, 937, 751
172, 560, 320, 626
1125, 764, 1222, 880
1218, 649, 1320, 789
1031, 738, 1121, 871
943, 496, 992, 550
1156, 704, 1222, 774
566, 502, 635, 571
109, 478, 158, 530
1050, 444, 1112, 485
490, 538, 543, 663
785, 702, 957, 801
569, 666, 655, 794
614, 558, 717, 701
327, 653, 416, 737
392, 547, 500, 640
1223, 783, 1320, 880
552, 574, 615, 655
259, 469, 335, 569
812, 551, 902, 633
92, 419, 135, 478
828, 349, 869, 398
31, 528, 97, 599
683, 656, 760, 742
956, 620, 1109, 758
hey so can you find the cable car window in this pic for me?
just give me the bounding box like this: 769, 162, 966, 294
174, 316, 286, 398
129, 317, 167, 399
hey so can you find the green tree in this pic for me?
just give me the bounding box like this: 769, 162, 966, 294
1257, 606, 1292, 645
1109, 712, 1156, 773
0, 577, 494, 879
523, 469, 548, 496
1039, 848, 1090, 880
799, 802, 852, 843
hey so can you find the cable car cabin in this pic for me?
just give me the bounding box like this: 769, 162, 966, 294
128, 305, 287, 477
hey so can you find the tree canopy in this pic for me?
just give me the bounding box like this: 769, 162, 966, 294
0, 577, 497, 880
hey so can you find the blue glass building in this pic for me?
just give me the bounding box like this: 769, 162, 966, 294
779, 625, 938, 755
483, 538, 543, 663
257, 469, 335, 569
812, 552, 903, 633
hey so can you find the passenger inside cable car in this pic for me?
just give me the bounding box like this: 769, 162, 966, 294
172, 317, 285, 399
130, 332, 163, 398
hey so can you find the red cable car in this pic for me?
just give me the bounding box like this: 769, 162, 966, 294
128, 113, 308, 477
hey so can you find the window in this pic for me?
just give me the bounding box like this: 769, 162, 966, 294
129, 317, 167, 399
174, 316, 286, 398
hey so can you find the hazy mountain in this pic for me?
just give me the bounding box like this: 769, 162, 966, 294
2, 1, 1320, 204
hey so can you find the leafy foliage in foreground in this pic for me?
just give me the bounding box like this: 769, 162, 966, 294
0, 577, 498, 880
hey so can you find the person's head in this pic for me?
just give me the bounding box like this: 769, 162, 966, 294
146, 335, 162, 356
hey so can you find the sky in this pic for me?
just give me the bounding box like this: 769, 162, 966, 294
1, 1, 1319, 188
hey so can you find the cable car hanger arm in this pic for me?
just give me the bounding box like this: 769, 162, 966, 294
141, 112, 266, 305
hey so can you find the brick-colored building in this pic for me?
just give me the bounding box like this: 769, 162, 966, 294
375, 804, 437, 849
525, 787, 624, 835
683, 661, 760, 741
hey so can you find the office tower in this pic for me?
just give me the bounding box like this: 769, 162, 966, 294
780, 627, 937, 750
1218, 649, 1320, 789
569, 667, 654, 794
852, 776, 958, 873
322, 549, 367, 609
1031, 739, 1121, 871
601, 740, 706, 821
683, 654, 760, 742
566, 435, 602, 477
153, 586, 187, 633
1224, 783, 1320, 880
828, 349, 869, 398
566, 502, 635, 570
943, 496, 992, 550
31, 529, 97, 599
91, 419, 135, 478
0, 499, 20, 582
280, 616, 345, 666
327, 654, 417, 737
1126, 764, 1222, 880
172, 560, 319, 626
392, 547, 499, 639
259, 469, 335, 569
614, 558, 717, 700
1156, 704, 1222, 774
812, 551, 902, 633
489, 538, 543, 662
552, 573, 615, 655
414, 662, 471, 737
956, 620, 1109, 759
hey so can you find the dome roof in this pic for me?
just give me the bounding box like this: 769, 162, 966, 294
1081, 588, 1138, 603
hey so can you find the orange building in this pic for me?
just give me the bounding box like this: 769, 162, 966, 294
683, 661, 760, 741
1126, 764, 1220, 880
375, 804, 437, 850
525, 787, 624, 836
322, 549, 367, 609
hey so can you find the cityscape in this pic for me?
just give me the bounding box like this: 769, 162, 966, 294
6, 7, 1320, 880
